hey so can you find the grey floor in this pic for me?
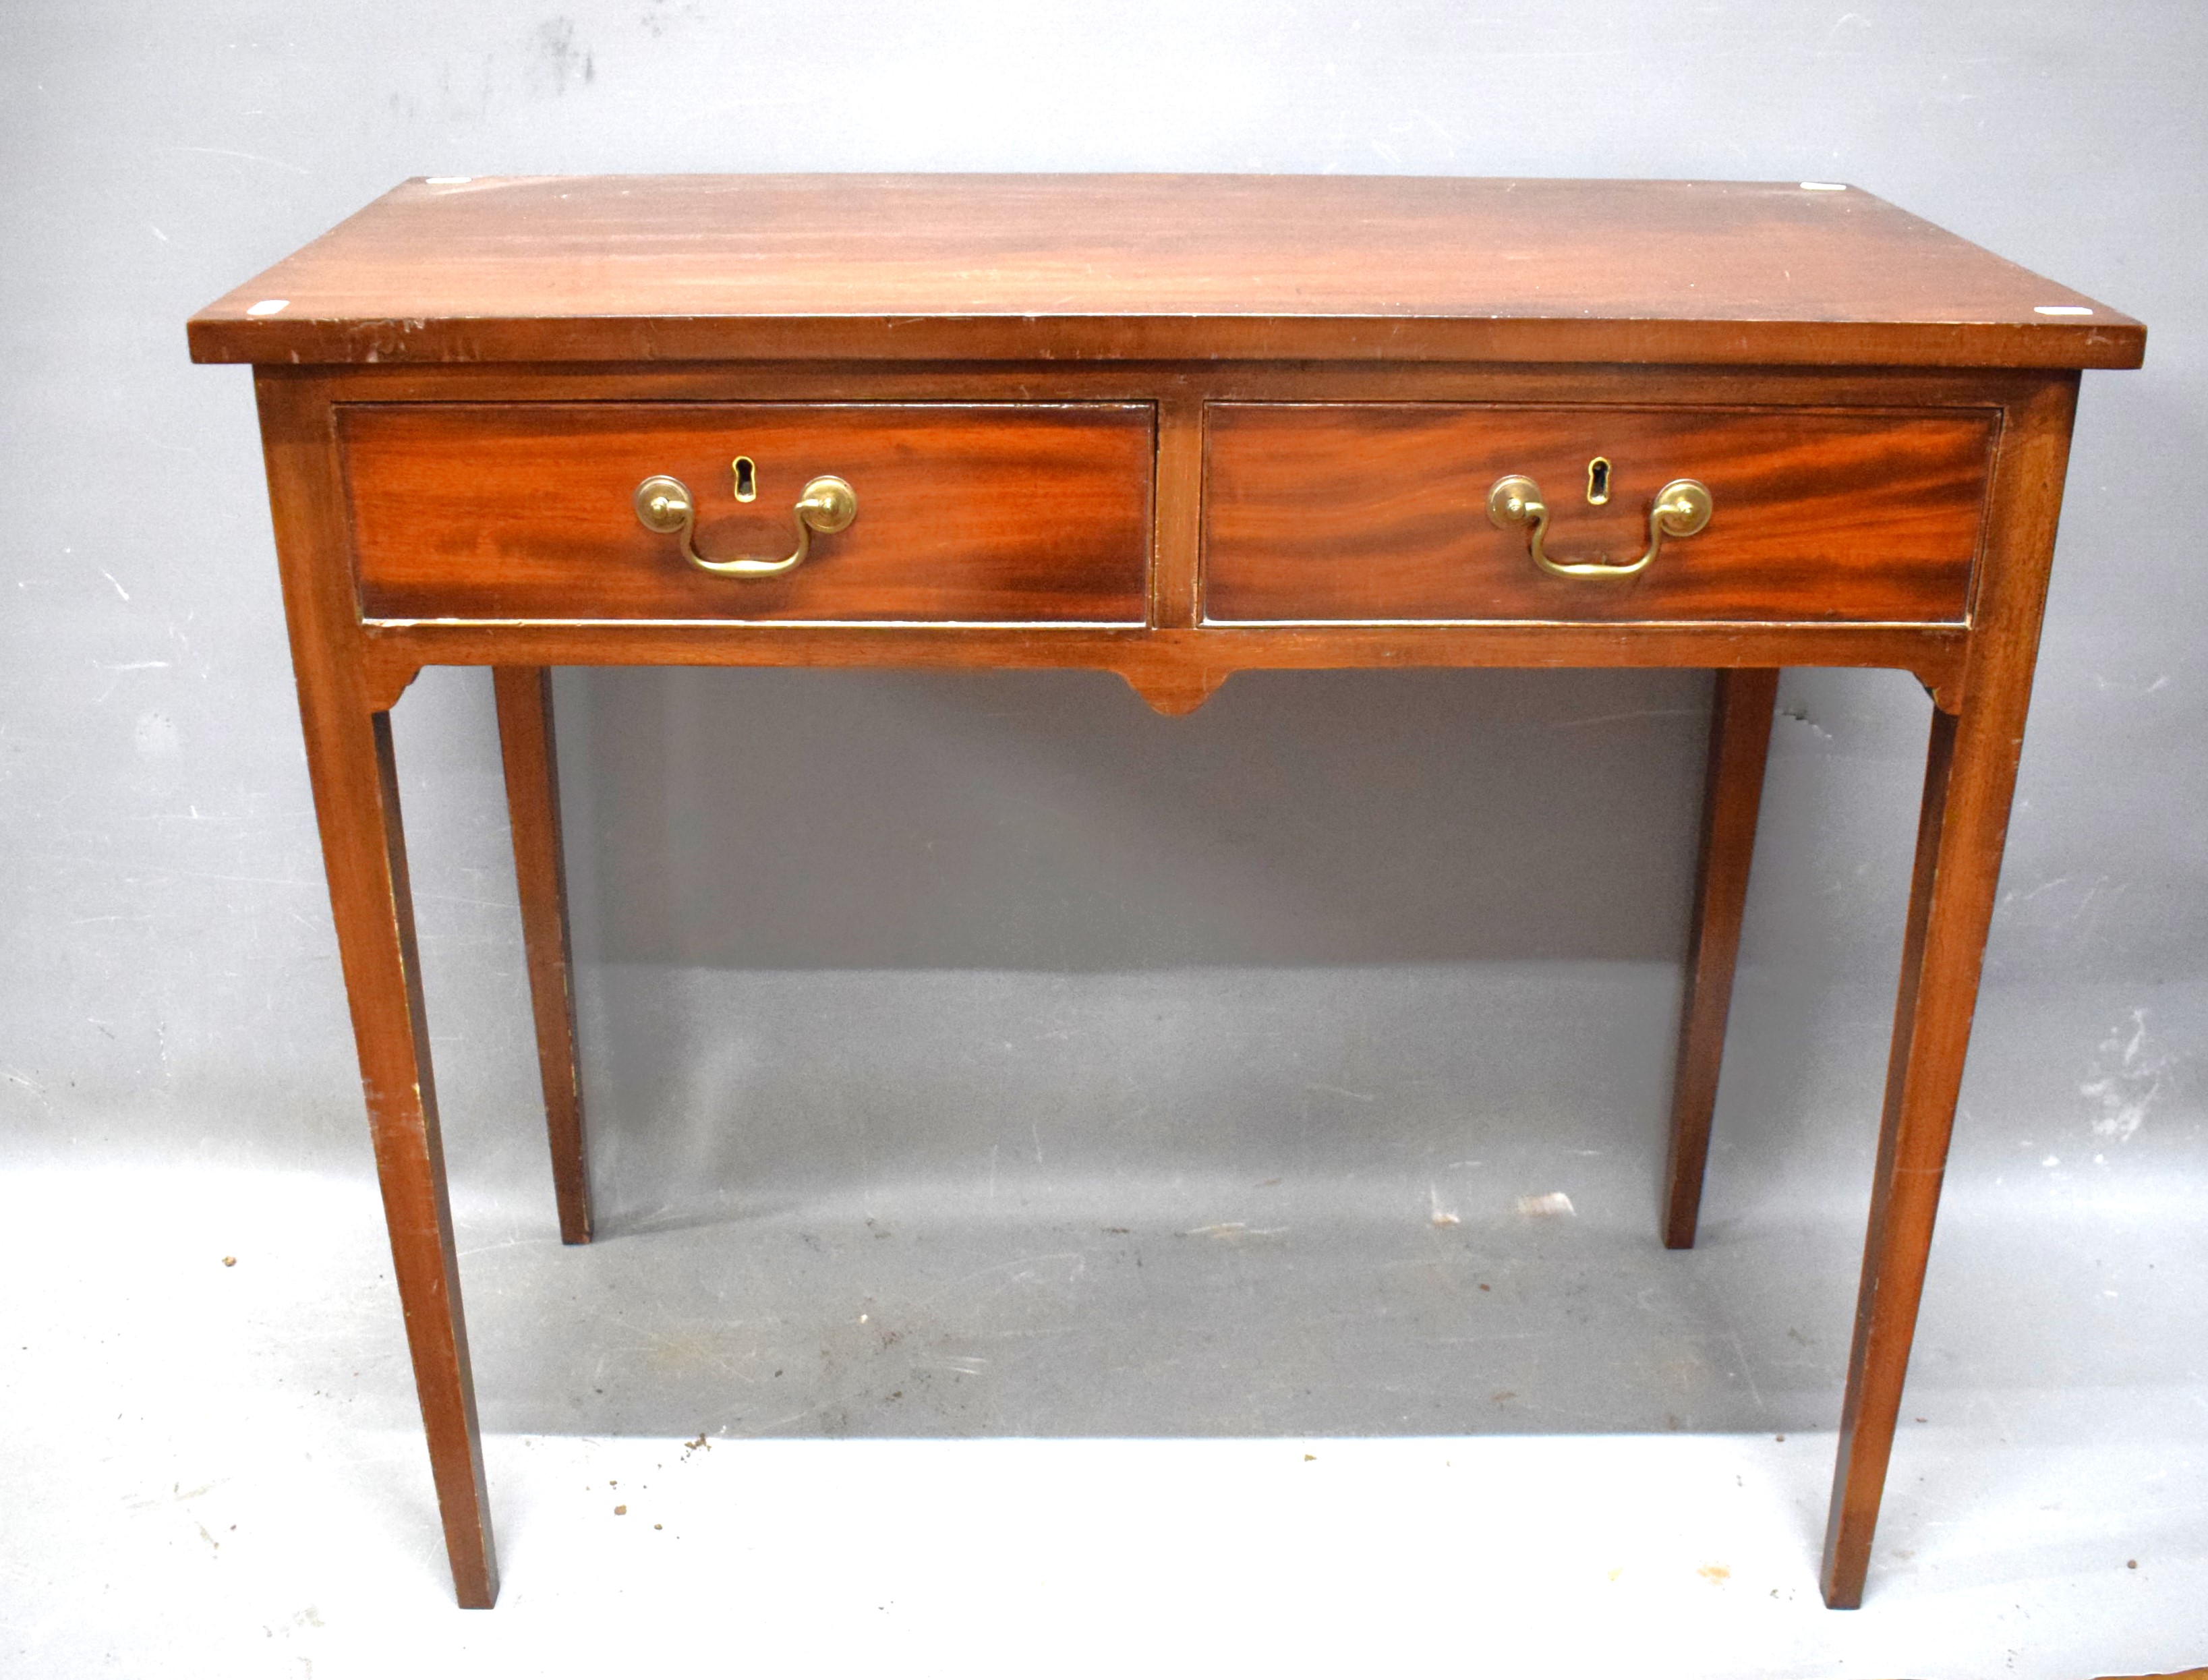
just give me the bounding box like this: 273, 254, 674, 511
5, 972, 2203, 1676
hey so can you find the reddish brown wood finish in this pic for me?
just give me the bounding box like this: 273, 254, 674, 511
341, 403, 1154, 623
279, 354, 2064, 408
1204, 405, 1994, 624
187, 176, 2143, 370
256, 372, 499, 1607
492, 667, 591, 1246
1821, 372, 2079, 1607
357, 620, 1967, 716
1662, 668, 1780, 1250
202, 177, 2139, 1612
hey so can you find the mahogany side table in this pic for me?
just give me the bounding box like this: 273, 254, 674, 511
188, 174, 2145, 1607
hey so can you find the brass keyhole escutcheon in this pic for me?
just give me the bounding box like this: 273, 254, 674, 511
1586, 456, 1612, 505
732, 455, 757, 502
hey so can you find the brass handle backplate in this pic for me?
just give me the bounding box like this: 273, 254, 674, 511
634, 471, 858, 577
1487, 473, 1713, 579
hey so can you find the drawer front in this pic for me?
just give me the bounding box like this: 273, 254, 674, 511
1203, 404, 1996, 624
341, 403, 1155, 622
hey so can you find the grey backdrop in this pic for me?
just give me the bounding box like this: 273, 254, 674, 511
1, 1, 2201, 1440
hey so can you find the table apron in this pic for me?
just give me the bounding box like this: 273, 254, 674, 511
354, 619, 1971, 714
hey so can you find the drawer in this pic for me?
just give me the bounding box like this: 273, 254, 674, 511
340, 403, 1155, 622
1202, 404, 1996, 624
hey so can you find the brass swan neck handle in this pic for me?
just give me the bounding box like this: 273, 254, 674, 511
1488, 473, 1712, 579
634, 472, 857, 577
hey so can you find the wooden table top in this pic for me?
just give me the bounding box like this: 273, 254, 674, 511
188, 173, 2143, 370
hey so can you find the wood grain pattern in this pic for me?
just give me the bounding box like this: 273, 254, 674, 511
342, 403, 1153, 624
1204, 404, 1996, 625
186, 175, 2143, 369
492, 667, 591, 1246
1820, 372, 2080, 1609
1662, 668, 1780, 1250
256, 372, 500, 1608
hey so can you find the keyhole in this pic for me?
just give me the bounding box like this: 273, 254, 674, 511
732, 456, 757, 502
1586, 457, 1612, 506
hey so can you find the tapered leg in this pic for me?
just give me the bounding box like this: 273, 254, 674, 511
258, 370, 498, 1607
1819, 707, 1981, 1606
307, 709, 501, 1607
1662, 667, 1780, 1249
1820, 374, 2079, 1609
493, 667, 593, 1244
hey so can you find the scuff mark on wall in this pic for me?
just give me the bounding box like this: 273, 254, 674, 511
2081, 1008, 2178, 1142
1, 1070, 55, 1116
639, 0, 707, 40
1777, 701, 1833, 741
533, 18, 595, 94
